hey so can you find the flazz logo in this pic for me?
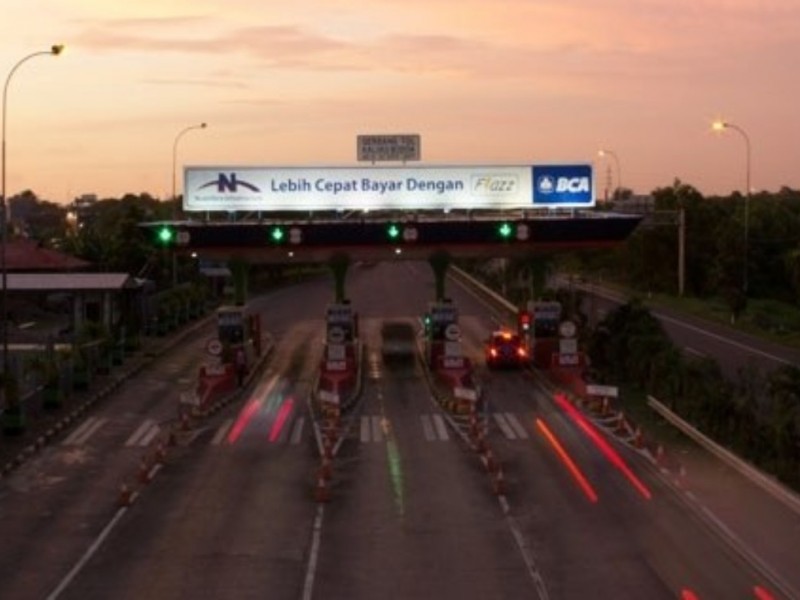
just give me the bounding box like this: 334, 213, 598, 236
199, 173, 260, 193
471, 174, 518, 195
537, 176, 589, 194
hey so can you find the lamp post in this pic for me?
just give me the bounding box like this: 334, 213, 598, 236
172, 122, 207, 204
170, 123, 206, 286
712, 119, 751, 294
597, 148, 622, 200
1, 45, 64, 403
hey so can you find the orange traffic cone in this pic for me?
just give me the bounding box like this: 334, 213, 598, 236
484, 448, 498, 474
118, 483, 133, 507
655, 444, 665, 465
322, 435, 333, 459
633, 427, 644, 449
138, 458, 151, 484
614, 412, 628, 435
318, 457, 332, 481
492, 468, 507, 496
314, 476, 331, 503
155, 442, 167, 464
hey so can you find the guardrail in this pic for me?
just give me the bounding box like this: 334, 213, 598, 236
449, 263, 800, 515
648, 395, 800, 517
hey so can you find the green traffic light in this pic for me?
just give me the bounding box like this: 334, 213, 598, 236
387, 223, 401, 240
270, 226, 285, 243
497, 222, 513, 239
157, 225, 175, 245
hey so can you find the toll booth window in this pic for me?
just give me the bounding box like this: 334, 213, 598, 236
218, 325, 242, 344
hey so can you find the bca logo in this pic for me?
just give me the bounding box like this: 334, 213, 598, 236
538, 176, 589, 194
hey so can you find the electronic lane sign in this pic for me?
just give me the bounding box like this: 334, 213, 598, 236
183, 164, 595, 212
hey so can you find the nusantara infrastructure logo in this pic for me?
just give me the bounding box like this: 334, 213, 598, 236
199, 173, 261, 193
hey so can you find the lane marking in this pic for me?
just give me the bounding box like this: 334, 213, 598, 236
124, 419, 155, 447
371, 415, 384, 443
684, 346, 706, 358
494, 413, 517, 440
290, 417, 305, 445
62, 417, 105, 446
301, 505, 325, 600
212, 419, 233, 445
360, 416, 371, 443
47, 507, 128, 599
140, 424, 161, 447
432, 414, 449, 441
421, 415, 436, 442
505, 413, 530, 439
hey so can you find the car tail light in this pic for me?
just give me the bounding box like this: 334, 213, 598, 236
517, 346, 528, 358
489, 347, 499, 358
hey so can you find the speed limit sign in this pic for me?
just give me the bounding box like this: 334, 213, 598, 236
444, 323, 461, 341
206, 338, 223, 356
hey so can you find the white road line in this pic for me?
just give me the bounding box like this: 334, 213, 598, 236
290, 417, 305, 445
125, 419, 155, 447
684, 346, 706, 358
212, 419, 233, 445
421, 415, 436, 442
75, 418, 107, 445
139, 424, 161, 447
371, 416, 384, 443
505, 413, 530, 439
301, 505, 325, 600
47, 507, 129, 600
62, 417, 99, 445
359, 416, 370, 443
432, 414, 449, 441
494, 413, 517, 440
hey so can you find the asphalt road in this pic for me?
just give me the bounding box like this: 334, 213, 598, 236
572, 277, 800, 378
0, 262, 798, 600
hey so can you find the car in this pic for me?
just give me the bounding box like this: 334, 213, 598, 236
485, 330, 528, 369
381, 321, 417, 364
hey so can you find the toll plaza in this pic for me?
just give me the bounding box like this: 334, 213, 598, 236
318, 302, 359, 411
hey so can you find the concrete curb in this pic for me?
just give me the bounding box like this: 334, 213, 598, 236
0, 315, 214, 481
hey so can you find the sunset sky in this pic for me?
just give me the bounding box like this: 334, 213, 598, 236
1, 0, 799, 204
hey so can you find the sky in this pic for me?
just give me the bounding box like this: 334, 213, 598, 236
1, 0, 799, 204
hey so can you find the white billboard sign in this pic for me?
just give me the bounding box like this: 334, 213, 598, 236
183, 164, 595, 212
358, 134, 420, 162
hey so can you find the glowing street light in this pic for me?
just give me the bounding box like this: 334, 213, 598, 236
2, 44, 64, 405
597, 148, 622, 200
712, 119, 751, 294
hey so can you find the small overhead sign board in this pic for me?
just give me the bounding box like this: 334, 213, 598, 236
357, 134, 421, 163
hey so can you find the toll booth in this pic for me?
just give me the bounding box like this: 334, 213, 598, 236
425, 300, 459, 365
527, 300, 561, 368
216, 304, 262, 365
319, 302, 359, 407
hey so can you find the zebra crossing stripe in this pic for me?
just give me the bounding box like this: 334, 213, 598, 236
371, 416, 384, 443
360, 416, 371, 443
494, 413, 517, 439
62, 417, 106, 445
290, 418, 305, 445
431, 414, 449, 441
125, 419, 156, 447
505, 413, 529, 439
421, 415, 436, 441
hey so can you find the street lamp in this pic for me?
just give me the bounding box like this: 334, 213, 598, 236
172, 122, 207, 204
170, 123, 206, 286
597, 148, 622, 200
712, 119, 751, 294
1, 44, 64, 398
